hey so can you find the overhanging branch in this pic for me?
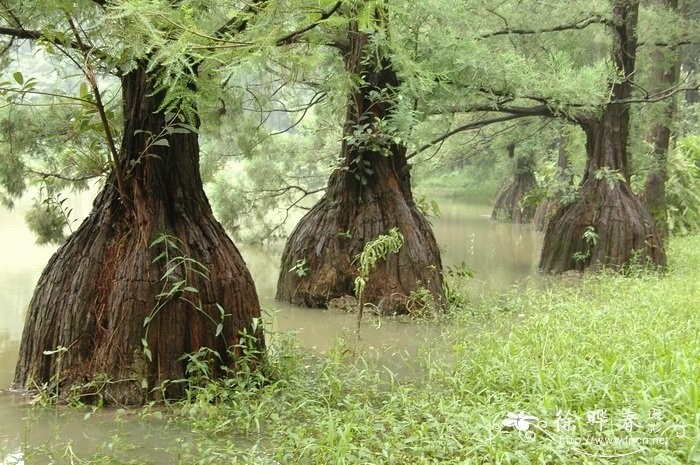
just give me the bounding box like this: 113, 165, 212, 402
275, 2, 343, 45
478, 14, 609, 40
408, 113, 535, 159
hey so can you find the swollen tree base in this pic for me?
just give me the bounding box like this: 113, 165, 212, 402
13, 184, 261, 405
13, 65, 262, 405
491, 172, 536, 223
275, 153, 444, 315
539, 178, 665, 273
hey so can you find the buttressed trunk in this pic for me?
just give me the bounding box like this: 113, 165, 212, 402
276, 25, 444, 315
539, 0, 665, 273
491, 145, 536, 223
13, 64, 262, 405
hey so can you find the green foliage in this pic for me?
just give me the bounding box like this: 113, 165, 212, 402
288, 258, 308, 278
353, 227, 404, 330
143, 234, 225, 366
666, 135, 700, 236
573, 225, 598, 263
24, 182, 76, 245
150, 235, 699, 465
594, 166, 626, 189
353, 228, 404, 298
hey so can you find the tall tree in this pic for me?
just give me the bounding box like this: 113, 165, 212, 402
1, 1, 262, 404
539, 0, 665, 272
276, 6, 444, 314
642, 0, 682, 244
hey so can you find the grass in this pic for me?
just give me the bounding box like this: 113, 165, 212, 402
7, 236, 700, 464
166, 235, 700, 465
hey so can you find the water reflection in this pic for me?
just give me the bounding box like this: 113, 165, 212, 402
434, 200, 543, 296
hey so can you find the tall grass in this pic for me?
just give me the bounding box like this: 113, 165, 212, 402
173, 236, 700, 465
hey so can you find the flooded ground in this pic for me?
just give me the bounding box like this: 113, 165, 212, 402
0, 196, 542, 463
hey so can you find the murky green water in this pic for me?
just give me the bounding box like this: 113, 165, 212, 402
0, 196, 542, 464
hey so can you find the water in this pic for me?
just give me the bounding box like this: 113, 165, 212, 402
0, 196, 542, 463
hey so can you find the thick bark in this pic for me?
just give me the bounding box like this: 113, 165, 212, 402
539, 0, 666, 273
275, 26, 444, 315
642, 0, 681, 244
13, 65, 262, 404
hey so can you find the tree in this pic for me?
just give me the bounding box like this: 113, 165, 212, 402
1, 1, 262, 404
275, 6, 444, 314
539, 0, 666, 272
641, 0, 683, 244
409, 0, 673, 273
490, 141, 537, 223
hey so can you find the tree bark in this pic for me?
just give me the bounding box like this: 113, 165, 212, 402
275, 25, 444, 315
539, 0, 666, 273
13, 64, 262, 405
491, 145, 536, 223
642, 0, 681, 245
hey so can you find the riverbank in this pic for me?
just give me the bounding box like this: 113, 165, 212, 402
166, 235, 699, 464
7, 236, 700, 464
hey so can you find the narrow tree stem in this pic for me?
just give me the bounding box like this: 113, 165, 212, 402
65, 15, 130, 209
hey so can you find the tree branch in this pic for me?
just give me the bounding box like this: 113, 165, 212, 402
477, 14, 609, 40
611, 83, 700, 104
26, 168, 101, 182
408, 113, 535, 159
65, 14, 129, 208
275, 2, 343, 45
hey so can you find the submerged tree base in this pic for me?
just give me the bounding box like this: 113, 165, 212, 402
491, 172, 536, 223
275, 153, 445, 316
539, 178, 665, 273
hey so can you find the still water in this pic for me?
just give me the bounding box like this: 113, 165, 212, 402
0, 197, 542, 463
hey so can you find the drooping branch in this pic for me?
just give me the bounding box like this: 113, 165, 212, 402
0, 25, 108, 60
26, 168, 102, 183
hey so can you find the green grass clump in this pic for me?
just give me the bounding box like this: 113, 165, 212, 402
174, 236, 700, 464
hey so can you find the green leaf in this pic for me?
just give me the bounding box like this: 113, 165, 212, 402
215, 323, 223, 337
13, 71, 23, 85
79, 82, 89, 99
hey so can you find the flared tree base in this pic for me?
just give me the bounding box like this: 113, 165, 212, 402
276, 165, 444, 315
539, 180, 665, 273
491, 174, 536, 223
13, 187, 261, 405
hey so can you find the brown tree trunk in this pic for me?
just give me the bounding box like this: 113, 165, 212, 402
13, 64, 262, 405
539, 0, 666, 273
642, 0, 681, 245
491, 146, 536, 223
275, 25, 444, 315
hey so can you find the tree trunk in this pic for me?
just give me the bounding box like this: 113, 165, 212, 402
491, 147, 536, 223
275, 25, 444, 315
539, 0, 666, 273
642, 0, 681, 245
13, 64, 262, 405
